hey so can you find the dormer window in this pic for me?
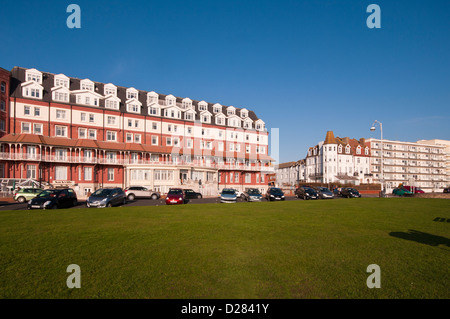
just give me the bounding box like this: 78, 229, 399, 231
345, 145, 351, 154
185, 112, 193, 121
147, 92, 159, 105
254, 119, 265, 131
227, 106, 235, 116
243, 119, 252, 129
165, 94, 176, 106
126, 88, 138, 100
198, 101, 208, 111
184, 109, 195, 121
338, 145, 343, 153
365, 147, 369, 155
182, 98, 192, 109
356, 146, 361, 155
127, 103, 141, 113
54, 74, 69, 88
228, 117, 241, 127
216, 117, 224, 125
105, 99, 119, 109
164, 108, 181, 119
212, 103, 222, 114
25, 69, 43, 84
104, 84, 117, 96
80, 79, 94, 91
201, 114, 211, 123
53, 91, 69, 103
240, 108, 248, 118
22, 81, 43, 100
148, 105, 160, 116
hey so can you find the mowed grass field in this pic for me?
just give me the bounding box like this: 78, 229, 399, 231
0, 198, 449, 299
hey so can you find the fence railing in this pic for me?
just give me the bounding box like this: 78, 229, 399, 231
0, 152, 274, 171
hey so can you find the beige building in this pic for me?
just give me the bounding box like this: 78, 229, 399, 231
367, 138, 447, 192
416, 139, 450, 187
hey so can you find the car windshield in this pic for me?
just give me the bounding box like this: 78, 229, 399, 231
349, 188, 358, 192
222, 189, 236, 195
248, 189, 260, 195
38, 190, 58, 197
168, 189, 183, 195
304, 188, 314, 192
319, 187, 330, 192
92, 189, 112, 197
270, 188, 283, 195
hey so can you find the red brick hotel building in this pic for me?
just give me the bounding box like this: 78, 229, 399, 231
0, 67, 274, 196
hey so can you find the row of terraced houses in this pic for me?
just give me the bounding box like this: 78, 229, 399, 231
0, 66, 274, 197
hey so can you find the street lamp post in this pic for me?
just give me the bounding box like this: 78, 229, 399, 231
370, 120, 384, 195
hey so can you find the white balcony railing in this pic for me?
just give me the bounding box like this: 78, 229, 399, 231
0, 152, 274, 171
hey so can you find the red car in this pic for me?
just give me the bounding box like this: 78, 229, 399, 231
402, 186, 425, 194
165, 188, 186, 205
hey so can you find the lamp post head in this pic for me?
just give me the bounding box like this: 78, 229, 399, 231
370, 126, 376, 131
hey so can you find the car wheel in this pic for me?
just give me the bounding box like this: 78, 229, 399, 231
72, 199, 78, 207
197, 194, 202, 199
151, 194, 158, 200
127, 194, 135, 201
17, 196, 26, 203
123, 198, 127, 205
52, 204, 58, 210
107, 202, 113, 208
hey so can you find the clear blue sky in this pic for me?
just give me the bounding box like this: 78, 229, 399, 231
1, 0, 449, 163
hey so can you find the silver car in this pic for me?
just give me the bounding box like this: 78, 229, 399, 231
220, 188, 237, 203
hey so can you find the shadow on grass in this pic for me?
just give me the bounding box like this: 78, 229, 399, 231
389, 230, 450, 247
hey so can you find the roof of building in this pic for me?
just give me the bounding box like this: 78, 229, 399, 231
306, 131, 370, 158
9, 66, 264, 131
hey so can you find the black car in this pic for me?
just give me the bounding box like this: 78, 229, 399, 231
295, 186, 318, 200
444, 187, 450, 193
183, 189, 203, 199
86, 188, 127, 208
265, 187, 285, 201
340, 187, 361, 198
242, 188, 263, 202
27, 188, 78, 210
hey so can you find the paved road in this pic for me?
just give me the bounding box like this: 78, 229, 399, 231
0, 194, 378, 211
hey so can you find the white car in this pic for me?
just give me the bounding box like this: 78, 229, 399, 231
124, 186, 160, 201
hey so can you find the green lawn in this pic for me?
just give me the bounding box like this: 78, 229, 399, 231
0, 198, 449, 299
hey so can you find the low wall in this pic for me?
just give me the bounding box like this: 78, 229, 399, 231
412, 193, 450, 199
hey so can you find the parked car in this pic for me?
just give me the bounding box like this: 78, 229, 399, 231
183, 189, 203, 199
314, 187, 334, 199
265, 187, 285, 201
402, 186, 424, 194
295, 186, 318, 200
242, 188, 263, 202
86, 188, 127, 208
444, 186, 450, 193
392, 187, 413, 197
14, 188, 44, 203
165, 188, 186, 205
27, 188, 78, 210
220, 188, 238, 203
231, 189, 244, 199
124, 186, 161, 201
340, 187, 362, 198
